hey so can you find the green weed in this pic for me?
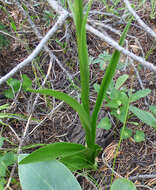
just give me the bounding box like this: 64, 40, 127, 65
4, 74, 32, 99
18, 1, 138, 190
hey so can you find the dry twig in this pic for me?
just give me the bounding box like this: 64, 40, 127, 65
123, 0, 156, 39
0, 11, 69, 85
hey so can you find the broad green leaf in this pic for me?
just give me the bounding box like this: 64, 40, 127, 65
149, 105, 156, 115
61, 155, 92, 171
7, 78, 20, 91
28, 89, 91, 135
0, 160, 7, 177
120, 127, 132, 139
18, 154, 82, 190
134, 130, 145, 142
110, 88, 121, 99
60, 148, 95, 171
22, 74, 32, 91
61, 144, 101, 171
110, 178, 137, 190
4, 89, 14, 99
4, 78, 21, 98
97, 117, 112, 130
115, 74, 129, 89
129, 106, 156, 128
20, 142, 86, 164
1, 152, 17, 166
130, 89, 151, 102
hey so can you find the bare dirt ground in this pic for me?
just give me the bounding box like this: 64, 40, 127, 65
0, 0, 156, 189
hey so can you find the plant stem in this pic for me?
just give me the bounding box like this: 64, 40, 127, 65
110, 98, 130, 184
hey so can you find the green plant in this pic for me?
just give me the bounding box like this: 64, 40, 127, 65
101, 0, 121, 16
4, 74, 32, 99
18, 1, 136, 189
0, 148, 16, 190
0, 104, 15, 125
0, 137, 17, 190
0, 104, 41, 189
94, 73, 156, 142
55, 38, 68, 54
0, 5, 17, 33
89, 50, 125, 70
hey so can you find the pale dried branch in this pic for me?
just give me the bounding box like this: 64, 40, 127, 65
14, 0, 74, 82
86, 24, 156, 72
0, 12, 69, 86
4, 115, 32, 189
48, 0, 156, 73
129, 174, 156, 180
124, 0, 156, 39
1, 0, 156, 87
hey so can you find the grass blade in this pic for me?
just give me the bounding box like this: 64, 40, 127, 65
91, 18, 132, 143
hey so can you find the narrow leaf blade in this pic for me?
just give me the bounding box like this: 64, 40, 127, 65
91, 18, 132, 143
